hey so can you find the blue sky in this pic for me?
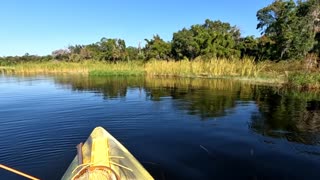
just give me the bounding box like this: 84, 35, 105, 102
0, 0, 272, 56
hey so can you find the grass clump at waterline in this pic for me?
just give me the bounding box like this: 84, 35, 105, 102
288, 72, 320, 89
88, 61, 145, 76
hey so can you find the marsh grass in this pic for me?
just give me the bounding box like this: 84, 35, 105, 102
11, 61, 89, 74
1, 58, 283, 83
89, 70, 144, 76
8, 60, 145, 76
7, 58, 266, 78
145, 58, 265, 78
88, 61, 145, 76
3, 58, 320, 89
0, 66, 15, 74
260, 60, 320, 89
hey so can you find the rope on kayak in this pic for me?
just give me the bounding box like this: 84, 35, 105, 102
71, 164, 120, 180
70, 160, 133, 180
110, 162, 133, 172
109, 156, 125, 159
0, 164, 40, 180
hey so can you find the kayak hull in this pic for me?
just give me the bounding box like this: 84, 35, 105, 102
61, 127, 153, 180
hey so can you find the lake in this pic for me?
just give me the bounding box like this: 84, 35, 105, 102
0, 74, 319, 180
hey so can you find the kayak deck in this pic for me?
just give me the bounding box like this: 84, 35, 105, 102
61, 127, 154, 180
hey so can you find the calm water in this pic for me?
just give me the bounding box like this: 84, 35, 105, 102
0, 74, 320, 180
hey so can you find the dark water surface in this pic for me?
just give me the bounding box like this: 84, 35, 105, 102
0, 74, 320, 180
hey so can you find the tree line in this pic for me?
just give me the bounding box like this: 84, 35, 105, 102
1, 0, 319, 65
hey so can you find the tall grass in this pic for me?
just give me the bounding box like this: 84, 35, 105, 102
1, 58, 273, 79
145, 58, 265, 78
13, 61, 89, 74
4, 58, 320, 89
8, 60, 145, 76
2, 58, 281, 83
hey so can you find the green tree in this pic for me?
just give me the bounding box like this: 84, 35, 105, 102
257, 0, 317, 60
85, 43, 101, 60
172, 19, 241, 60
298, 0, 320, 57
257, 35, 277, 60
172, 28, 200, 60
238, 36, 259, 59
144, 35, 171, 60
97, 38, 127, 61
68, 45, 84, 54
126, 46, 144, 60
67, 45, 85, 62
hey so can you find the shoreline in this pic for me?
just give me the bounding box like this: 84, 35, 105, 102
1, 60, 318, 90
0, 66, 286, 87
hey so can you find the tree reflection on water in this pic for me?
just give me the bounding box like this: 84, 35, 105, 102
54, 75, 320, 145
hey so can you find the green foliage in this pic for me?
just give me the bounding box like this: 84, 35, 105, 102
257, 0, 318, 60
313, 33, 320, 56
144, 35, 171, 60
63, 38, 128, 62
300, 0, 320, 56
126, 46, 145, 60
94, 38, 127, 61
0, 54, 53, 65
172, 19, 241, 60
288, 72, 320, 89
172, 28, 200, 60
238, 36, 259, 59
68, 45, 84, 54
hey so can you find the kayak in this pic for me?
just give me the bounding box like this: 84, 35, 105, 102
61, 127, 154, 180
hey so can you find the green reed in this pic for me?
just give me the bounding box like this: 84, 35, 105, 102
145, 58, 265, 78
